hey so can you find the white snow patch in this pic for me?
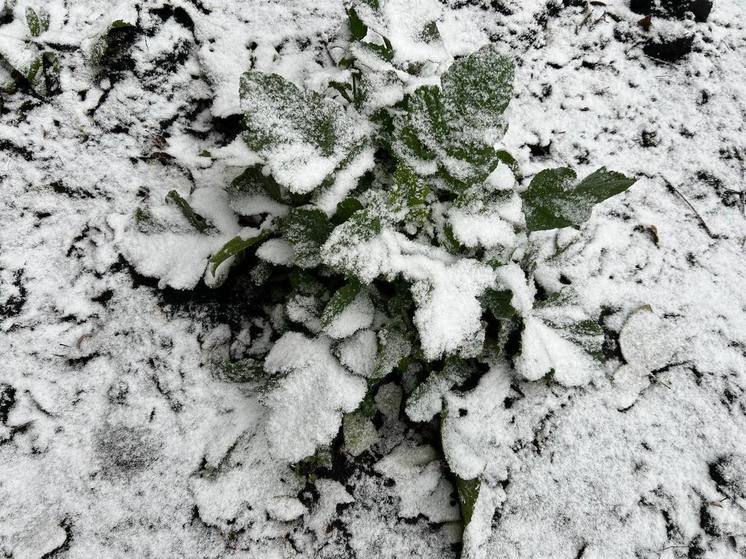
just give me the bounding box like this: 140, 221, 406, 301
263, 333, 367, 462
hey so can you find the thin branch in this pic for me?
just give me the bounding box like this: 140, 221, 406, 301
663, 180, 717, 239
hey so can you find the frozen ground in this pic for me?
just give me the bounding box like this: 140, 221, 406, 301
1, 0, 746, 557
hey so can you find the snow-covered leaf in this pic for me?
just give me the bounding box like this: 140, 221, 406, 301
374, 442, 461, 523
322, 279, 362, 327
240, 71, 370, 194
389, 163, 430, 226
394, 45, 514, 189
25, 7, 49, 37
481, 288, 516, 320
343, 410, 378, 456
284, 207, 334, 268
321, 280, 375, 339
88, 19, 136, 66
405, 357, 472, 422
263, 333, 367, 462
336, 329, 378, 377
373, 323, 413, 378
441, 44, 513, 139
515, 316, 600, 386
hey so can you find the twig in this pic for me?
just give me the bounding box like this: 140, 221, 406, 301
658, 544, 688, 557
664, 180, 716, 239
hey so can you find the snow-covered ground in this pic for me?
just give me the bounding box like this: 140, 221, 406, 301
1, 0, 746, 557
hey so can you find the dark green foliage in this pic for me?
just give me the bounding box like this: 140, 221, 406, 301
522, 167, 635, 231
321, 279, 363, 328
390, 163, 430, 225
332, 197, 365, 225
284, 207, 334, 267
165, 190, 215, 234
347, 7, 367, 41
229, 165, 284, 203
441, 45, 514, 133
241, 72, 341, 157
482, 289, 515, 320
0, 8, 59, 98
393, 45, 514, 191
26, 7, 49, 37
456, 477, 480, 525
209, 230, 270, 276
89, 19, 137, 70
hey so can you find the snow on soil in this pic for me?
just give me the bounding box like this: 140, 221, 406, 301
1, 0, 745, 557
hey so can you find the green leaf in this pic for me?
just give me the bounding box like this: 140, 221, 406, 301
26, 52, 60, 97
407, 85, 449, 145
291, 447, 333, 482
348, 7, 368, 41
289, 269, 325, 295
390, 163, 430, 225
284, 207, 334, 268
208, 230, 270, 276
26, 55, 42, 84
394, 85, 447, 166
441, 45, 514, 131
481, 289, 515, 320
89, 19, 135, 66
228, 165, 285, 203
240, 71, 369, 193
361, 41, 394, 63
110, 20, 132, 29
332, 197, 364, 225
534, 292, 605, 361
456, 477, 480, 526
522, 167, 636, 231
373, 323, 412, 379
339, 209, 382, 242
216, 358, 265, 383
441, 141, 502, 189
521, 168, 577, 231
165, 190, 215, 234
321, 279, 363, 328
343, 409, 378, 456
329, 80, 353, 103
574, 167, 637, 201
242, 72, 333, 154
420, 21, 441, 43
441, 223, 461, 253
495, 150, 522, 182
406, 357, 472, 422
394, 47, 515, 190
26, 7, 42, 37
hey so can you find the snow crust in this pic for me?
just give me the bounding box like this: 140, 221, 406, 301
1, 0, 746, 557
263, 333, 367, 462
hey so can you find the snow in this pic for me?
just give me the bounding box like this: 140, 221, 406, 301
335, 328, 378, 378
256, 238, 295, 266
486, 161, 516, 191
374, 441, 461, 523
323, 291, 375, 340
2, 0, 746, 557
515, 316, 600, 386
441, 366, 516, 482
263, 333, 367, 462
448, 208, 517, 249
